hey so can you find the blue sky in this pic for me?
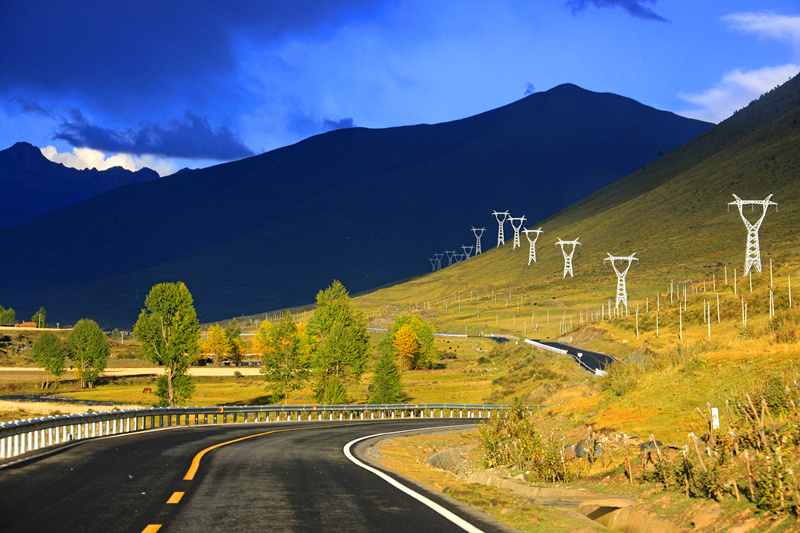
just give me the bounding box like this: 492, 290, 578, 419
1, 0, 798, 176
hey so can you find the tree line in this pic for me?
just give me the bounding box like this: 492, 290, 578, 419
29, 279, 439, 408
0, 305, 48, 327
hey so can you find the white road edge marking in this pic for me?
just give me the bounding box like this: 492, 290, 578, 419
343, 425, 484, 533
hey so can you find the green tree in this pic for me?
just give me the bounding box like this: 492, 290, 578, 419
32, 331, 68, 389
134, 282, 200, 407
306, 280, 370, 404
200, 324, 230, 366
380, 314, 438, 370
224, 318, 245, 366
67, 319, 109, 389
31, 307, 47, 328
367, 348, 405, 404
0, 306, 15, 326
260, 312, 311, 404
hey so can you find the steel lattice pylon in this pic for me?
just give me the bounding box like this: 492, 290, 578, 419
461, 244, 474, 258
429, 257, 438, 272
434, 253, 444, 271
522, 227, 543, 266
444, 250, 456, 267
728, 194, 777, 276
471, 227, 485, 255
493, 211, 509, 247
605, 253, 638, 310
509, 216, 526, 249
556, 238, 581, 278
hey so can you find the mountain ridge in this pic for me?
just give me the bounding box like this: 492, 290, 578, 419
0, 142, 159, 228
0, 84, 713, 328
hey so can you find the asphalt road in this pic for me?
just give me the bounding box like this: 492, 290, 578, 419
532, 341, 616, 373
0, 419, 512, 533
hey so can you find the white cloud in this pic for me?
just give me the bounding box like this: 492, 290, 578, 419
723, 12, 800, 48
40, 145, 175, 176
677, 64, 799, 123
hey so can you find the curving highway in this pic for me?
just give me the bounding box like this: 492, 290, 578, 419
0, 419, 513, 533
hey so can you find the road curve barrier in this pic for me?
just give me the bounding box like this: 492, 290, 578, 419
0, 403, 516, 460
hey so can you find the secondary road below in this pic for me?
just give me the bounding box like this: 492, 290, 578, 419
0, 419, 511, 533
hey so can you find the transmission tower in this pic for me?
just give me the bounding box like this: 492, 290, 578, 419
728, 194, 777, 275
461, 244, 474, 258
429, 257, 438, 272
556, 238, 581, 278
493, 211, 509, 247
445, 250, 456, 266
605, 253, 638, 310
434, 253, 444, 271
471, 227, 485, 254
522, 227, 543, 266
508, 216, 526, 249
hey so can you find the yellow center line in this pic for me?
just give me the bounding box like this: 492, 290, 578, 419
140, 420, 438, 533
166, 491, 184, 504
183, 421, 380, 480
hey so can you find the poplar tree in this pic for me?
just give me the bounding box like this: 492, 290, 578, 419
67, 319, 109, 389
134, 282, 200, 406
32, 331, 68, 389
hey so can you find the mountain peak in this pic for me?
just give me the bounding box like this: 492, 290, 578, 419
1, 141, 50, 167
0, 142, 160, 228
0, 86, 714, 327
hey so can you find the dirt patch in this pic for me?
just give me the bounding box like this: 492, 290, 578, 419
0, 366, 263, 379
565, 326, 607, 347
0, 399, 139, 418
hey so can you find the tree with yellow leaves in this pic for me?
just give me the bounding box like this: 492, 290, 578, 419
200, 323, 229, 366
393, 324, 420, 370
251, 319, 273, 354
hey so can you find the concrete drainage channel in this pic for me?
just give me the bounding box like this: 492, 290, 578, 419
427, 447, 682, 533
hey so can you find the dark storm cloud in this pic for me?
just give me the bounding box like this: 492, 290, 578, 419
54, 110, 255, 161
0, 0, 377, 112
322, 117, 356, 132
566, 0, 670, 23
9, 97, 54, 117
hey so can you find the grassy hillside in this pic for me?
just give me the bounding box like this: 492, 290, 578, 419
345, 71, 800, 434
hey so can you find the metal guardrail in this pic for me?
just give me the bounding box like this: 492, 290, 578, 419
524, 339, 568, 354
0, 403, 511, 460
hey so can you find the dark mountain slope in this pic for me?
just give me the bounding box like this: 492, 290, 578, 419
0, 142, 159, 228
0, 85, 712, 328
433, 71, 800, 299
